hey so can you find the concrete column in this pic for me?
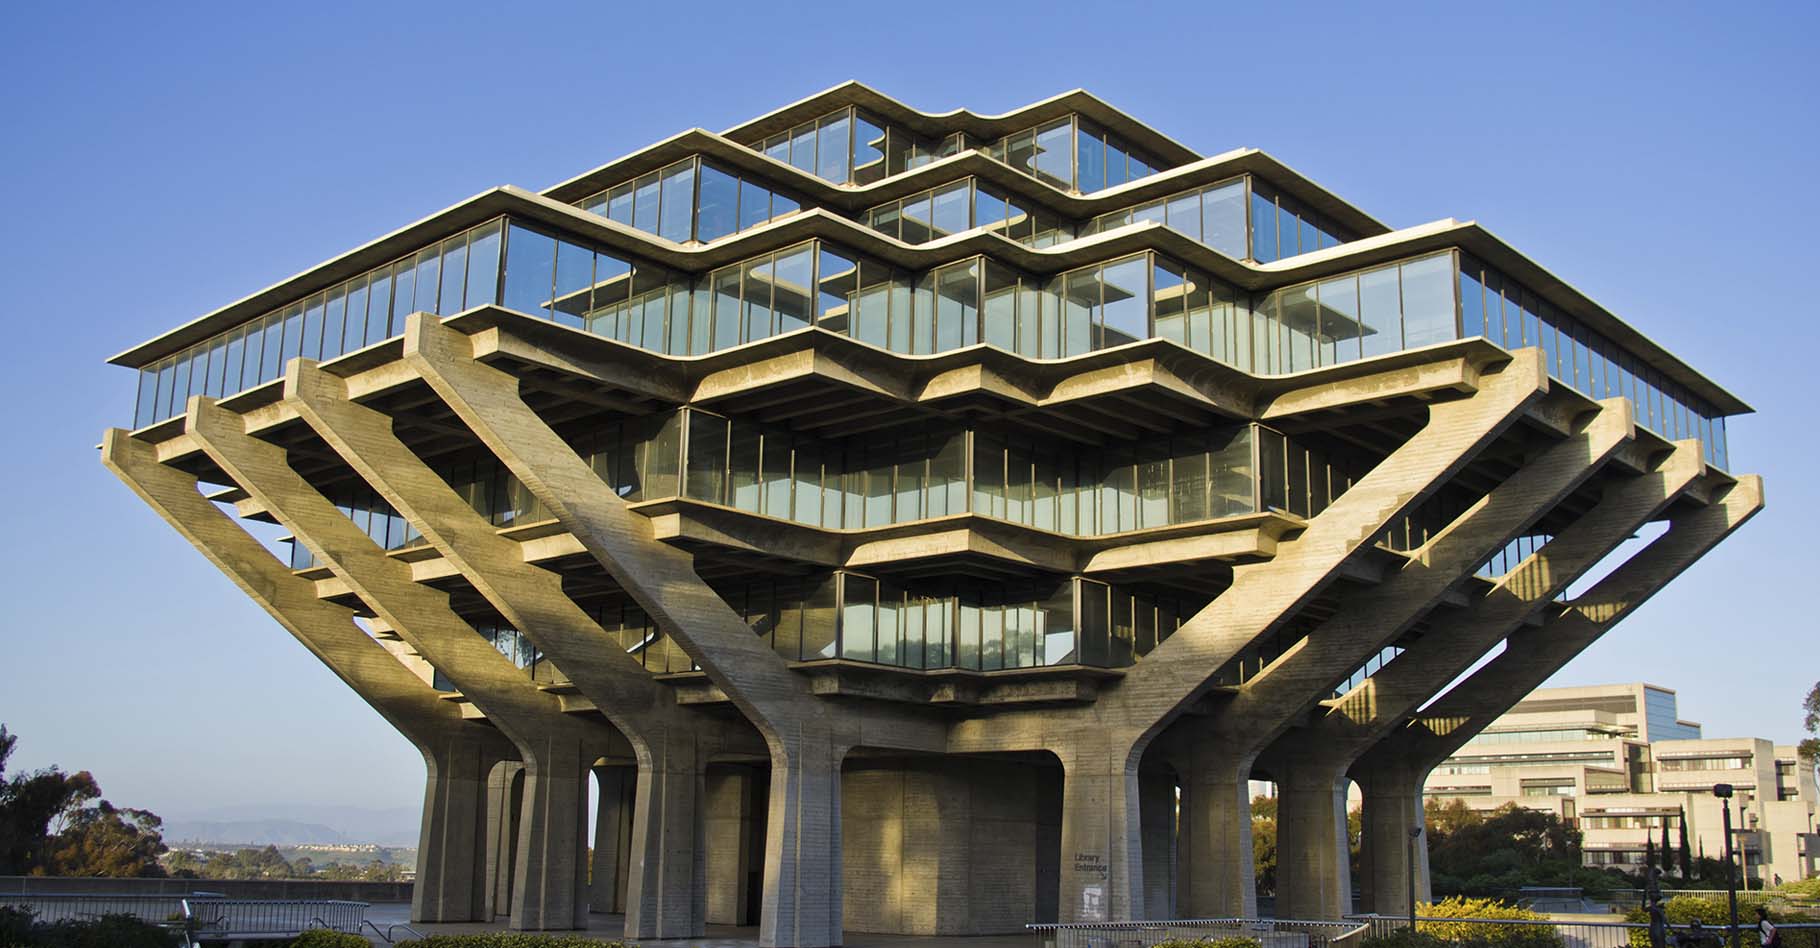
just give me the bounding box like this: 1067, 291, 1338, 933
510, 735, 594, 930
705, 766, 757, 926
1269, 758, 1354, 920
1058, 735, 1145, 923
761, 732, 846, 948
416, 736, 511, 922
624, 731, 707, 939
591, 765, 634, 915
1352, 762, 1430, 915
486, 761, 525, 917
1139, 770, 1178, 919
1176, 739, 1256, 918
99, 428, 514, 924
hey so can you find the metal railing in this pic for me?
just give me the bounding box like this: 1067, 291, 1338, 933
1030, 917, 1370, 948
181, 897, 368, 942
0, 891, 191, 927
1346, 913, 1820, 948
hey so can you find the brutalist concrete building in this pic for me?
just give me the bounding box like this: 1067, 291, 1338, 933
102, 83, 1760, 945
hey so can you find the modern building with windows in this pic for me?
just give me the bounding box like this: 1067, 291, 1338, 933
1425, 684, 1819, 885
102, 83, 1762, 944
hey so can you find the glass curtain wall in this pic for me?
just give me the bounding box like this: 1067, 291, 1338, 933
864, 178, 1073, 248
1459, 255, 1728, 468
574, 157, 800, 244
136, 219, 504, 428
755, 107, 965, 185
1084, 176, 1251, 260
985, 116, 1161, 193
1247, 180, 1352, 262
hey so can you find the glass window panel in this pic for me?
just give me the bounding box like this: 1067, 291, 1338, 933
365, 266, 393, 344
1279, 283, 1321, 371
789, 123, 816, 174
930, 182, 969, 238
1202, 181, 1247, 259
854, 258, 891, 347
983, 261, 1018, 351
1250, 186, 1279, 262
738, 179, 771, 232
1358, 266, 1402, 358
464, 222, 500, 308
742, 254, 774, 342
853, 114, 886, 185
1298, 216, 1319, 259
1100, 256, 1148, 348
974, 185, 1007, 236
1132, 201, 1165, 227
552, 240, 593, 330
762, 431, 792, 518
935, 260, 979, 352
1459, 259, 1485, 339
864, 441, 893, 526
1400, 254, 1457, 348
684, 411, 728, 504
281, 303, 304, 366
588, 254, 632, 338
802, 575, 838, 659
1153, 259, 1187, 345
930, 429, 966, 518
712, 265, 742, 349
437, 235, 468, 315
219, 329, 246, 398
632, 172, 661, 234
729, 423, 760, 512
911, 270, 935, 354
1004, 129, 1037, 180
1104, 140, 1128, 188
793, 444, 823, 527
1165, 193, 1202, 242
658, 161, 695, 243
697, 164, 739, 242
258, 313, 284, 383
895, 433, 925, 522
817, 247, 857, 332
606, 184, 634, 226
503, 225, 557, 319
341, 276, 369, 355
1316, 276, 1363, 365
867, 202, 901, 241
1077, 132, 1105, 193
772, 246, 813, 334
900, 193, 933, 244
816, 111, 851, 184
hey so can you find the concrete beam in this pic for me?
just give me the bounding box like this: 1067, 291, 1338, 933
1350, 473, 1763, 914
1175, 396, 1634, 919
180, 396, 612, 931
101, 429, 513, 924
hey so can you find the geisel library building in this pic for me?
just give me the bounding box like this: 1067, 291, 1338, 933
103, 84, 1762, 944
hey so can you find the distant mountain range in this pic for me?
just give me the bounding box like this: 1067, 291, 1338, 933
162, 805, 421, 847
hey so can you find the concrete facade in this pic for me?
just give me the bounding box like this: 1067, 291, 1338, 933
103, 83, 1760, 944
1424, 684, 1820, 886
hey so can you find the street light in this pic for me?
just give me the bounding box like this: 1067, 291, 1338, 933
1408, 826, 1424, 932
1714, 784, 1740, 948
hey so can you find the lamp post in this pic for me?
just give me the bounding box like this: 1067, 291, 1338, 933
1714, 784, 1739, 948
1407, 826, 1424, 932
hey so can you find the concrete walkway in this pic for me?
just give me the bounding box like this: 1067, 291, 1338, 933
362, 903, 1033, 948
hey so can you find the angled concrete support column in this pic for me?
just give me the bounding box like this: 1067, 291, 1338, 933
1057, 735, 1146, 923
180, 398, 610, 931
1175, 390, 1627, 918
402, 313, 942, 946
1351, 759, 1431, 914
101, 428, 514, 923
487, 760, 526, 917
1351, 473, 1762, 912
284, 359, 712, 939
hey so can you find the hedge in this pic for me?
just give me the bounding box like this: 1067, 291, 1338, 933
1153, 937, 1264, 948
397, 936, 630, 947
1362, 897, 1565, 948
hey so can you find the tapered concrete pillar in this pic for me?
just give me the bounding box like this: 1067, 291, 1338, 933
624, 730, 708, 939
1057, 735, 1146, 923
1175, 737, 1257, 918
1352, 761, 1430, 914
99, 429, 515, 923
705, 766, 757, 926
592, 765, 634, 915
1269, 760, 1354, 920
180, 397, 611, 930
761, 731, 846, 947
1139, 770, 1178, 919
487, 761, 526, 917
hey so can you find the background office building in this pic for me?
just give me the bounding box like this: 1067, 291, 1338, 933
103, 83, 1761, 945
1425, 683, 1819, 885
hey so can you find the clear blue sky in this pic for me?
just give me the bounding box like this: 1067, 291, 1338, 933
1, 2, 1813, 822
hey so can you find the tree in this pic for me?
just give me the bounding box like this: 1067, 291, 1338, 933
1677, 807, 1692, 878
1646, 836, 1656, 874
1659, 817, 1673, 877
1251, 795, 1278, 895
0, 725, 166, 877
1799, 681, 1820, 764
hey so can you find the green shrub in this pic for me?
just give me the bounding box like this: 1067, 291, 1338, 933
1153, 937, 1264, 948
7, 913, 179, 948
288, 932, 374, 948
1618, 894, 1820, 948
397, 936, 630, 947
1403, 897, 1564, 948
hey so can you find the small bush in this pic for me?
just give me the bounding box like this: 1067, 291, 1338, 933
397, 936, 630, 947
4, 913, 179, 948
1402, 897, 1565, 948
1153, 937, 1264, 948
